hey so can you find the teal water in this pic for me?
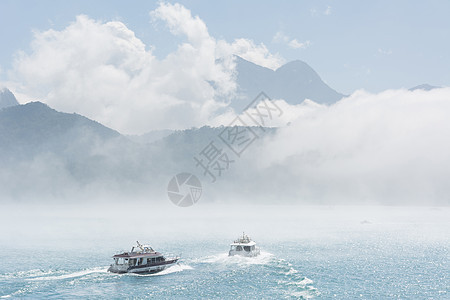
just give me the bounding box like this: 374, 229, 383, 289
0, 205, 448, 299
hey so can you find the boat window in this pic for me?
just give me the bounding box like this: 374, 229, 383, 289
244, 246, 251, 252
236, 246, 242, 251
251, 245, 255, 250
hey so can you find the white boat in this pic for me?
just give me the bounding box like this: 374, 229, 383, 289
108, 241, 179, 274
228, 233, 261, 257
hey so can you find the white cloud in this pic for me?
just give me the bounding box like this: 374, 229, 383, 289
288, 39, 311, 49
272, 31, 289, 43
10, 2, 284, 134
378, 48, 393, 55
208, 98, 302, 128
217, 38, 285, 70
151, 3, 284, 70
151, 2, 210, 47
310, 5, 332, 17
273, 31, 311, 50
251, 88, 450, 204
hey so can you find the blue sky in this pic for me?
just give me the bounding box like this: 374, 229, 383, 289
1, 0, 450, 94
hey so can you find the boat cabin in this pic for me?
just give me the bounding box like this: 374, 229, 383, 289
228, 233, 261, 257
113, 254, 166, 267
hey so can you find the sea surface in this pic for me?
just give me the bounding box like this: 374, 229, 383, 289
0, 205, 448, 299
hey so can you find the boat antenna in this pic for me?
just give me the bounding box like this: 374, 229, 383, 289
136, 240, 144, 251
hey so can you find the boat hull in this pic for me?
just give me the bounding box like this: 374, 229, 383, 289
108, 258, 179, 274
228, 249, 260, 257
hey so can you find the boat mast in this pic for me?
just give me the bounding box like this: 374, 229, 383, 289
136, 240, 144, 251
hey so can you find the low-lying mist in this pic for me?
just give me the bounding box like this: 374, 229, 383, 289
2, 88, 450, 206
1, 203, 448, 252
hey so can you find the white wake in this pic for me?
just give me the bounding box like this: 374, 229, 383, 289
29, 267, 108, 281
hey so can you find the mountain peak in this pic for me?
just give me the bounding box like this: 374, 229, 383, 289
274, 59, 321, 82
276, 59, 311, 71
408, 84, 440, 91
231, 57, 344, 112
0, 87, 19, 109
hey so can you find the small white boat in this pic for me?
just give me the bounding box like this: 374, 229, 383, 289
108, 241, 179, 274
228, 233, 261, 257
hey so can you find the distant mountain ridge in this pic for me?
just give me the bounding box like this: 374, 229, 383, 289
0, 98, 265, 200
0, 100, 146, 199
0, 101, 120, 155
0, 96, 446, 205
0, 88, 19, 109
231, 56, 345, 112
408, 84, 441, 91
